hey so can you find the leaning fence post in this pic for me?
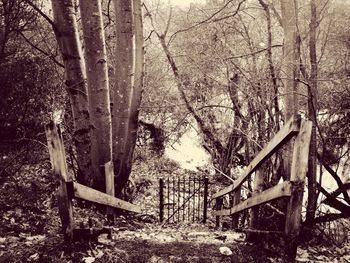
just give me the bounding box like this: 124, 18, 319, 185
203, 177, 209, 223
45, 122, 74, 243
284, 120, 312, 261
159, 178, 164, 222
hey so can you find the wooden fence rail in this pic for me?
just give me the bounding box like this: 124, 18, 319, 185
212, 115, 312, 260
45, 122, 141, 243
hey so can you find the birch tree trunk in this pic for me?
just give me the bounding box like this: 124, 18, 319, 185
80, 0, 112, 190
51, 0, 93, 186
112, 0, 133, 196
115, 0, 144, 195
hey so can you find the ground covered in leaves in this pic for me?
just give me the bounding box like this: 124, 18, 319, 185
1, 159, 350, 262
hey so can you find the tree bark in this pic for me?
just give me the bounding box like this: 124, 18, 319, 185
280, 0, 300, 181
305, 0, 318, 228
280, 0, 300, 120
112, 0, 144, 196
51, 0, 92, 186
259, 0, 280, 131
112, 0, 133, 196
80, 0, 112, 190
117, 0, 144, 195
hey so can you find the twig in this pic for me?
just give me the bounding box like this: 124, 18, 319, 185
167, 0, 247, 44
19, 31, 64, 68
210, 165, 234, 183
24, 0, 57, 31
224, 44, 282, 60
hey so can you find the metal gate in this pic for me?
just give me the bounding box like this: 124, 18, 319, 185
159, 175, 209, 224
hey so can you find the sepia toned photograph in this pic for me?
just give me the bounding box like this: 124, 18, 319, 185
0, 0, 349, 262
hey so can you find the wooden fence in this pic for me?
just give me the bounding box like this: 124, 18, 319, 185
45, 122, 141, 243
212, 115, 312, 260
159, 176, 209, 224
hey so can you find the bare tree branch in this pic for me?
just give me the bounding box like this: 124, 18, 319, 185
314, 212, 349, 224
267, 0, 282, 27
317, 182, 350, 214
163, 6, 172, 38
167, 0, 247, 44
224, 44, 282, 60
317, 153, 350, 205
23, 0, 57, 31
19, 31, 64, 68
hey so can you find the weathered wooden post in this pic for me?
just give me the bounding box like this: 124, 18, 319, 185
159, 177, 164, 222
247, 169, 265, 242
45, 122, 74, 243
203, 177, 209, 223
232, 187, 241, 229
105, 161, 115, 223
215, 197, 223, 228
284, 120, 312, 261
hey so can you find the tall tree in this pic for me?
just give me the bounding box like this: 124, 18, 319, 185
112, 0, 144, 195
280, 0, 300, 180
305, 0, 318, 227
80, 0, 112, 190
112, 0, 133, 195
119, 0, 144, 194
51, 0, 93, 186
280, 0, 300, 120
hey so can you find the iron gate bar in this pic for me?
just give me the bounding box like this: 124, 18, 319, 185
182, 178, 185, 221
172, 177, 175, 222
177, 178, 180, 222
198, 177, 200, 220
167, 176, 170, 220
188, 177, 190, 221
159, 178, 164, 222
203, 177, 208, 223
193, 178, 195, 221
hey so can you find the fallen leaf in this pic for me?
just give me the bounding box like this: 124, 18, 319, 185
219, 246, 233, 256
95, 249, 104, 259
98, 234, 114, 245
82, 256, 95, 263
26, 235, 46, 242
28, 253, 39, 262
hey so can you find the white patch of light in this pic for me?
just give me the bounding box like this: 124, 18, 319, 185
165, 125, 210, 170
53, 110, 63, 124
169, 0, 205, 8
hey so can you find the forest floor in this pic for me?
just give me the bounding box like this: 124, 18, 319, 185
0, 160, 350, 262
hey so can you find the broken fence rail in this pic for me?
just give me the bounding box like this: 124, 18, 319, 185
45, 121, 141, 243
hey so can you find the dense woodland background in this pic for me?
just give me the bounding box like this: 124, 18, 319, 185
0, 0, 350, 262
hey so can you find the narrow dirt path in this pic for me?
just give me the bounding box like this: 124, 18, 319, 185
92, 225, 282, 262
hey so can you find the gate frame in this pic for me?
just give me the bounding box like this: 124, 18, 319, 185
159, 176, 209, 224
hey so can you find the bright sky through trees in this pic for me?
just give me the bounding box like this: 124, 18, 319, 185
169, 0, 205, 8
